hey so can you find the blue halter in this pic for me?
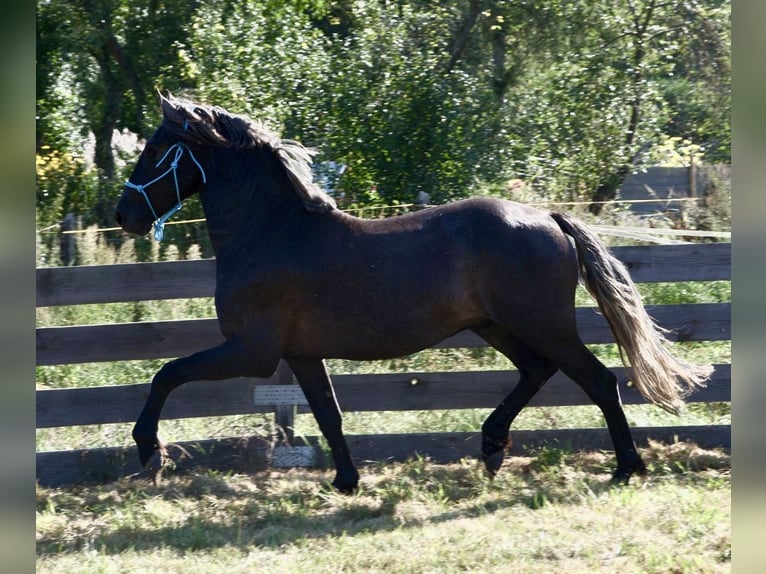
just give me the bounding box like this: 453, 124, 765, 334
124, 142, 207, 241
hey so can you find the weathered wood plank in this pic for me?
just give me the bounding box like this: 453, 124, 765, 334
36, 318, 221, 365
36, 378, 274, 428
35, 243, 730, 308
35, 424, 731, 487
36, 364, 730, 428
618, 167, 693, 217
342, 425, 731, 465
436, 302, 730, 350
612, 242, 730, 282
36, 258, 217, 307
36, 302, 730, 365
325, 363, 731, 412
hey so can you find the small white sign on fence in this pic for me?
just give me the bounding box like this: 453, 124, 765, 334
272, 445, 317, 468
253, 384, 309, 406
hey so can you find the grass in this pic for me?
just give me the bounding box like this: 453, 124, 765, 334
36, 441, 730, 573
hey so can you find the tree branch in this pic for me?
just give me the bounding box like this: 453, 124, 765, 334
446, 0, 484, 73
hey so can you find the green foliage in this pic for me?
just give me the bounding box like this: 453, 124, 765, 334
506, 58, 641, 200
638, 280, 730, 305
310, 1, 505, 204
35, 149, 101, 264
35, 150, 98, 231
36, 0, 730, 225
645, 135, 705, 167
178, 1, 331, 129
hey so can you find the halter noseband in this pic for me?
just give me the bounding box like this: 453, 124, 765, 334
124, 142, 207, 241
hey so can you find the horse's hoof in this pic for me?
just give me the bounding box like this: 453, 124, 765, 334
332, 483, 358, 495
611, 460, 648, 485
145, 446, 171, 486
482, 450, 505, 479
331, 470, 360, 494
481, 432, 511, 478
332, 476, 359, 494
134, 430, 162, 468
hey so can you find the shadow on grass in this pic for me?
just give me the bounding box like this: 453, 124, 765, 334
36, 442, 730, 557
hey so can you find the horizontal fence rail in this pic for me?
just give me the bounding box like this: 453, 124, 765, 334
36, 303, 730, 365
36, 242, 731, 307
36, 242, 731, 486
36, 425, 732, 487
37, 364, 731, 429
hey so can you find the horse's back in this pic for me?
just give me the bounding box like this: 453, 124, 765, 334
343, 196, 568, 250
415, 197, 576, 269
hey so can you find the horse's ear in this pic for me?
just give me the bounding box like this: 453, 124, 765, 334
158, 91, 172, 108
156, 89, 173, 107
160, 94, 184, 125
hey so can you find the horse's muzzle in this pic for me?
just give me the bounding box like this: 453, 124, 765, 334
114, 203, 153, 236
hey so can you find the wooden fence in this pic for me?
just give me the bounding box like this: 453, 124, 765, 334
36, 242, 731, 486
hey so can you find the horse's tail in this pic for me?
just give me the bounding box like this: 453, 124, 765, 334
549, 211, 713, 414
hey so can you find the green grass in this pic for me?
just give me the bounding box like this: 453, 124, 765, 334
36, 442, 731, 573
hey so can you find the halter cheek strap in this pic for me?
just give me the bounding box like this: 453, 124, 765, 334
124, 142, 207, 241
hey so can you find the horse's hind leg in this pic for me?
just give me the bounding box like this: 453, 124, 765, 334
473, 325, 558, 477
286, 357, 359, 493
505, 317, 646, 481
550, 344, 647, 483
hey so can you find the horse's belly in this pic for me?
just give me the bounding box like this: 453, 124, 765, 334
289, 289, 482, 361
306, 325, 462, 361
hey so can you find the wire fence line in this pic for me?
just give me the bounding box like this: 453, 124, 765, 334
37, 195, 727, 240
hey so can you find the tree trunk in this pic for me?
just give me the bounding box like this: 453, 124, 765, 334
446, 0, 484, 73
589, 0, 656, 214
91, 43, 123, 226
83, 0, 127, 226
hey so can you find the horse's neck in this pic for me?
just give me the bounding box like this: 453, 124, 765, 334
200, 157, 303, 256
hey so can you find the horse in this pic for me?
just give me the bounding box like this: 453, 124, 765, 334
115, 94, 712, 492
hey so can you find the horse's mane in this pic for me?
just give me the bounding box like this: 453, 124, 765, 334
159, 93, 336, 213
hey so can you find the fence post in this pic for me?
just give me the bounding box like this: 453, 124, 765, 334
60, 213, 78, 266
268, 360, 316, 468
689, 154, 697, 199
273, 360, 296, 446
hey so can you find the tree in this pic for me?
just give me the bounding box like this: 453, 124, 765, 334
309, 1, 508, 205
36, 0, 202, 226
36, 0, 729, 230
36, 0, 334, 229
491, 0, 729, 210
656, 0, 730, 164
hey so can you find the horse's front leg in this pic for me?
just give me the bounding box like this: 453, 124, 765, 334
133, 337, 279, 469
287, 357, 359, 493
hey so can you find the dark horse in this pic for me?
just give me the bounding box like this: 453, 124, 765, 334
115, 95, 712, 492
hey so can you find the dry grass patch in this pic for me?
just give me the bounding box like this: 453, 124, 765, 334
37, 442, 729, 573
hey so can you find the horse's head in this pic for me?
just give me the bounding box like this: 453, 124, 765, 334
116, 93, 336, 239
115, 97, 209, 240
